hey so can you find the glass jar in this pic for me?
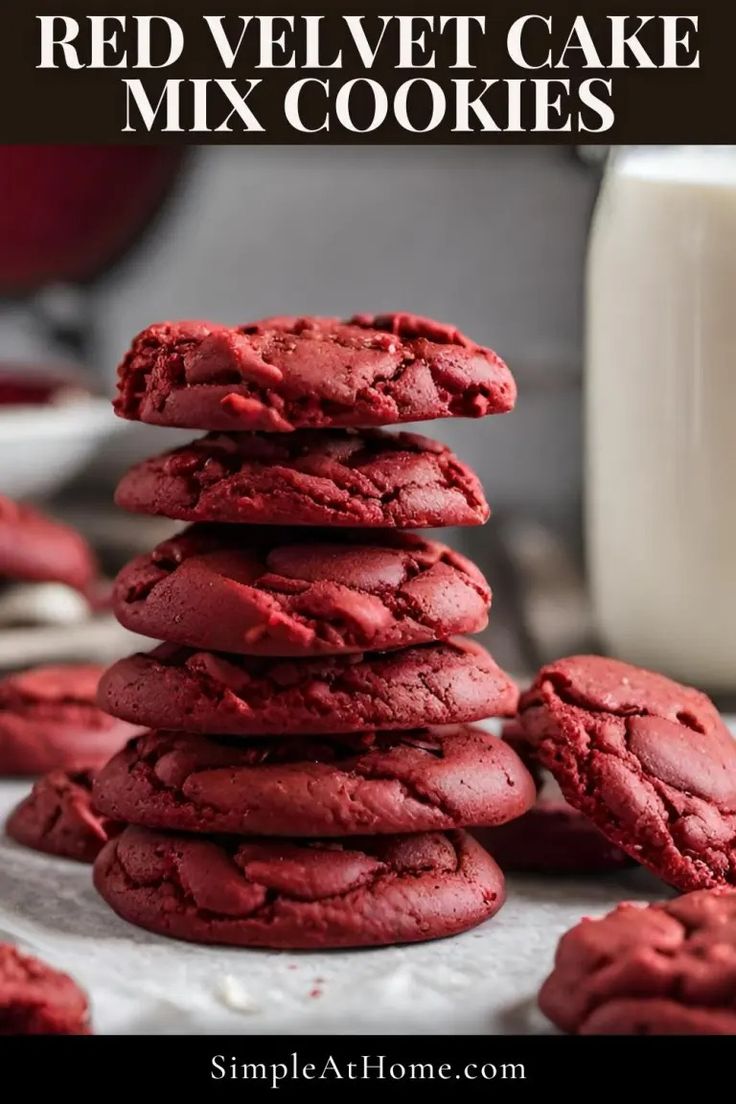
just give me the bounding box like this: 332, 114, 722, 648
585, 146, 736, 693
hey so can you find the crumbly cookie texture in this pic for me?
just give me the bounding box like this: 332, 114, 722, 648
519, 654, 736, 891
98, 638, 519, 736
114, 428, 490, 530
540, 889, 736, 1035
114, 313, 515, 432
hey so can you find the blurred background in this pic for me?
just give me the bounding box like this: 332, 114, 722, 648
4, 144, 732, 702
0, 145, 599, 680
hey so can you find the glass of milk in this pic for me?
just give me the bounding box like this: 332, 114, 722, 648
585, 146, 736, 692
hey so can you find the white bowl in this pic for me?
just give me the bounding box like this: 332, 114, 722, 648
0, 398, 121, 498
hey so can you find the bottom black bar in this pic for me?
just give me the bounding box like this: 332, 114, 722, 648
4, 1034, 728, 1092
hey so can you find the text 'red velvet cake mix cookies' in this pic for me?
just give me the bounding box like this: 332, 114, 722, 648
0, 664, 141, 776
6, 770, 118, 863
94, 826, 505, 949
115, 428, 489, 530
113, 525, 491, 656
540, 889, 736, 1035
98, 638, 518, 736
519, 654, 736, 891
93, 726, 536, 837
0, 943, 90, 1035
114, 313, 516, 433
0, 495, 97, 595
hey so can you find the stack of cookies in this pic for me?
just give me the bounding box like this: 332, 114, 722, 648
92, 312, 536, 949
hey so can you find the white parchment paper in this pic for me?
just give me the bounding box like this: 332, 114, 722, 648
0, 777, 676, 1035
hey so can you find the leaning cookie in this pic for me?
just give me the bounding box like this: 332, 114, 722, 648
475, 719, 632, 874
94, 826, 505, 949
0, 664, 142, 776
540, 889, 736, 1035
475, 802, 632, 875
114, 428, 489, 530
0, 943, 91, 1034
0, 494, 97, 595
6, 770, 119, 863
114, 313, 516, 432
92, 726, 535, 837
113, 525, 491, 656
519, 655, 736, 892
98, 639, 518, 736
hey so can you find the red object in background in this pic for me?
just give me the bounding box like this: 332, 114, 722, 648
0, 368, 88, 405
0, 146, 185, 294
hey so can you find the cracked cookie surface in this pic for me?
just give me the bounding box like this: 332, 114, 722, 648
98, 638, 518, 736
114, 428, 489, 530
93, 825, 505, 948
0, 664, 141, 776
540, 889, 736, 1034
519, 655, 736, 891
113, 524, 491, 656
475, 719, 631, 874
93, 726, 535, 837
0, 943, 90, 1034
6, 769, 119, 863
114, 313, 516, 432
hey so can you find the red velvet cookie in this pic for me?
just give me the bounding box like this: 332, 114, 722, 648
98, 639, 518, 736
540, 889, 736, 1035
114, 313, 516, 432
475, 718, 631, 874
0, 943, 90, 1034
6, 770, 119, 863
0, 664, 141, 776
93, 826, 505, 948
113, 525, 491, 656
519, 655, 736, 892
0, 495, 97, 594
475, 801, 632, 875
114, 429, 489, 530
92, 726, 535, 837
495, 719, 542, 785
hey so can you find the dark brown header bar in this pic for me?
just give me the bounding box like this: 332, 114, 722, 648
1, 1, 732, 143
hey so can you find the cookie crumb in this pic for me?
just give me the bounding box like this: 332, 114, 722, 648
215, 974, 259, 1014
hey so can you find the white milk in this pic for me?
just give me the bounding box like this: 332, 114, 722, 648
585, 146, 736, 691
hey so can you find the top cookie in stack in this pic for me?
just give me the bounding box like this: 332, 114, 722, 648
113, 312, 516, 432
93, 312, 535, 951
